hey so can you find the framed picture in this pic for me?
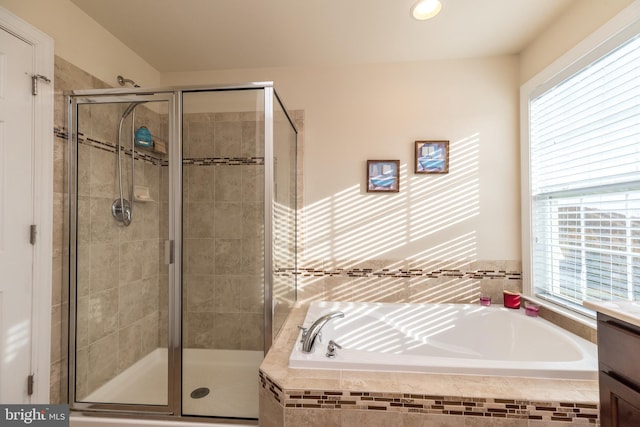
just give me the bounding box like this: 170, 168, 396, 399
415, 140, 449, 174
367, 160, 400, 193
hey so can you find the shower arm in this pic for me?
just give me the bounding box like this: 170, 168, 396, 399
117, 75, 140, 88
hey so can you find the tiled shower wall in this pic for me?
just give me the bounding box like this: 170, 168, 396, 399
181, 111, 265, 350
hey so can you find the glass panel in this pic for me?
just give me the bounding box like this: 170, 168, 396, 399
73, 98, 170, 406
272, 96, 297, 339
181, 89, 265, 419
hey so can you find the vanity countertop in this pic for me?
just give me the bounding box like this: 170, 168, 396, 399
583, 300, 640, 328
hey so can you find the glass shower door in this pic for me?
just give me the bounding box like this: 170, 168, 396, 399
69, 92, 178, 413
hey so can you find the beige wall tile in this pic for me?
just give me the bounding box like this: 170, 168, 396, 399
258, 386, 283, 427
88, 288, 118, 343
185, 274, 215, 312
341, 409, 402, 426
214, 166, 242, 201
87, 333, 118, 391
186, 120, 215, 158
183, 238, 215, 275
185, 201, 215, 238
118, 323, 143, 372
213, 313, 263, 350
284, 408, 341, 427
90, 147, 116, 197
184, 165, 214, 201
402, 413, 465, 427
139, 312, 161, 354
215, 275, 263, 313
242, 201, 264, 237
213, 202, 242, 238
465, 417, 528, 426
214, 121, 243, 157
214, 238, 243, 274
89, 197, 120, 244
118, 280, 146, 327
241, 165, 264, 201
241, 238, 264, 275
241, 120, 265, 158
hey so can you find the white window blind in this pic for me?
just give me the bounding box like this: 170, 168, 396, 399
529, 32, 640, 307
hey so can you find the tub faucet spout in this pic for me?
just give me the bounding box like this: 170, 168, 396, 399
301, 311, 345, 353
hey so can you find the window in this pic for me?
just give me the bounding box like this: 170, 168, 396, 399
524, 19, 640, 311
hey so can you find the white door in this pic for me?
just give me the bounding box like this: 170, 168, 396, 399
0, 27, 36, 403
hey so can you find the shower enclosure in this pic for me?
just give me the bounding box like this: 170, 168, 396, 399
67, 83, 297, 420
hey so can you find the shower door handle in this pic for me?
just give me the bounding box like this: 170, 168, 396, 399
165, 240, 174, 265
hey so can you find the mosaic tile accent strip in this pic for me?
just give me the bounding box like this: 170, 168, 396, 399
56, 127, 265, 167
275, 267, 522, 280
56, 128, 165, 166
183, 157, 264, 166
259, 371, 599, 424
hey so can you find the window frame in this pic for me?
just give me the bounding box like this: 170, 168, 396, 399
520, 3, 640, 319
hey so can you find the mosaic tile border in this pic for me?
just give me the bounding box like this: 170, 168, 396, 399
259, 371, 598, 424
183, 157, 264, 166
56, 127, 265, 167
276, 267, 522, 280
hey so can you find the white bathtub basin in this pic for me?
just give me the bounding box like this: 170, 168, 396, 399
289, 301, 597, 379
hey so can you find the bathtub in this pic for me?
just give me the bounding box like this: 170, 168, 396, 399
289, 301, 598, 380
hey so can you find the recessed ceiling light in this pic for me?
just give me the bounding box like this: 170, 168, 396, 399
411, 0, 442, 20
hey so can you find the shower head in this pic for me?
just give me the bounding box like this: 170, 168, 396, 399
117, 75, 140, 88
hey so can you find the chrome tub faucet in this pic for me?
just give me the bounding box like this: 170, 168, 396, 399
301, 311, 345, 353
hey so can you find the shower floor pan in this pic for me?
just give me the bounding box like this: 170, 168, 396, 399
82, 348, 263, 418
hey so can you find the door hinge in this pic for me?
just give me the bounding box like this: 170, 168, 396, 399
27, 374, 34, 396
30, 224, 37, 245
31, 74, 51, 96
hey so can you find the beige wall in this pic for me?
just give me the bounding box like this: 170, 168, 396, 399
519, 0, 635, 84
163, 56, 522, 263
0, 0, 160, 87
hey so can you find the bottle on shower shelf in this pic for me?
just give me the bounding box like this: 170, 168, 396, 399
135, 126, 153, 148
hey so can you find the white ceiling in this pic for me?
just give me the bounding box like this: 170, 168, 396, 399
70, 0, 575, 72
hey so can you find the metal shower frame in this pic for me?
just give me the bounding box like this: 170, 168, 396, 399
66, 81, 297, 420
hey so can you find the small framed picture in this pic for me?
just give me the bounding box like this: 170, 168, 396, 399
415, 140, 449, 174
367, 160, 400, 193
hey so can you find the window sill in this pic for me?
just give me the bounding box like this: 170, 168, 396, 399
521, 294, 597, 331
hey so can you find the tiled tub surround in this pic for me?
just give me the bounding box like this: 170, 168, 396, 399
289, 260, 595, 344
293, 260, 523, 305
259, 305, 600, 427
